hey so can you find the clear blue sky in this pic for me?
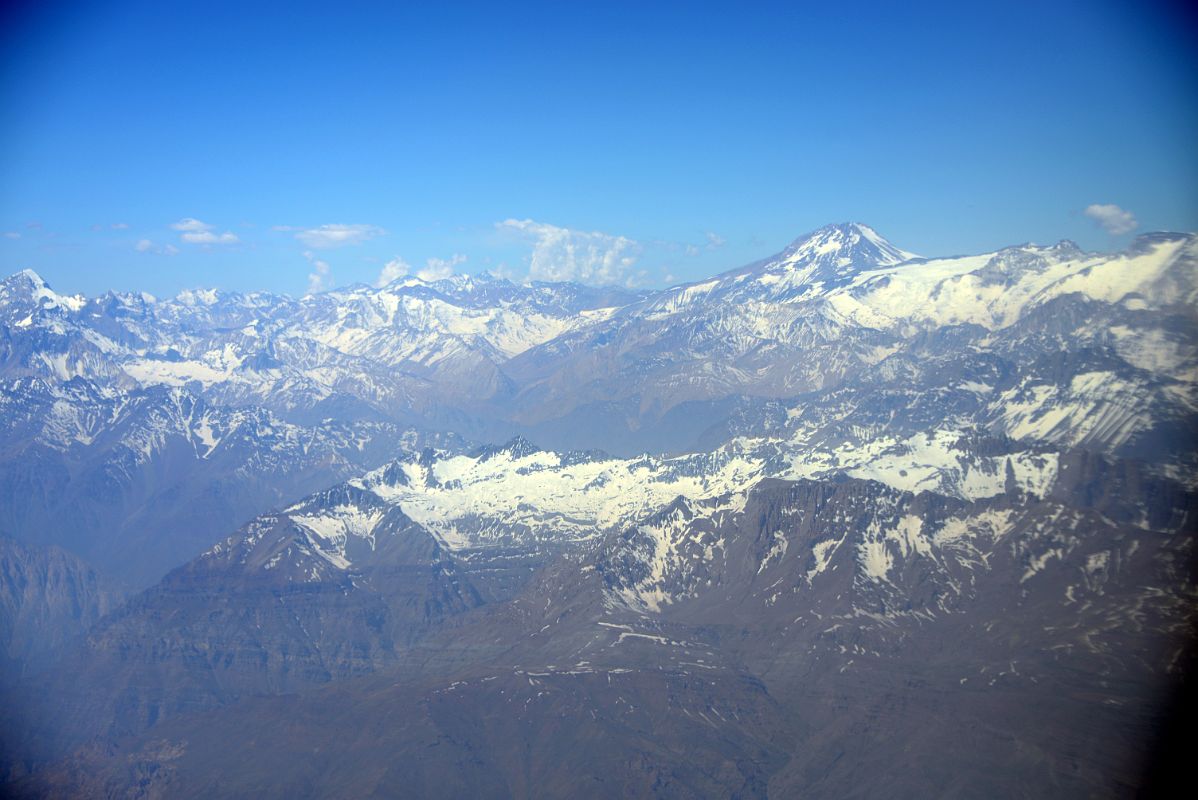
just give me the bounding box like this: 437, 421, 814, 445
1, 0, 1195, 296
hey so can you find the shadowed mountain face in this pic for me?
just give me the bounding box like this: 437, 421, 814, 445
0, 537, 120, 786
0, 224, 1195, 797
0, 538, 118, 681
10, 467, 1194, 798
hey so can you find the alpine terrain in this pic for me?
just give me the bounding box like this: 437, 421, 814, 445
0, 222, 1194, 798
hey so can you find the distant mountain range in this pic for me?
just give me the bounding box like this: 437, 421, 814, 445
1, 223, 1194, 797
5, 222, 1193, 450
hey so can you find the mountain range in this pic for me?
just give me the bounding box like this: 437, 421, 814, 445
0, 223, 1194, 797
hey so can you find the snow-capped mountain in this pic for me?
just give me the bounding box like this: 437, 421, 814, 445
2, 222, 1195, 796
4, 223, 1194, 454
646, 221, 922, 309
2, 223, 1195, 580
500, 226, 1197, 456
0, 267, 642, 421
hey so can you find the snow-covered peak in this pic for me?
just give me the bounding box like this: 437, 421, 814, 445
427, 272, 499, 292
778, 222, 919, 273
635, 222, 921, 310
11, 268, 49, 288
471, 435, 543, 461
0, 268, 86, 314
375, 273, 493, 293
1, 268, 53, 298
174, 287, 222, 306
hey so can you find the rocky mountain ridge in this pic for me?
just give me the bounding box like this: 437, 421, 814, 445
0, 222, 1195, 796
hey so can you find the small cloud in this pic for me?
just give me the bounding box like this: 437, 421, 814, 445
376, 257, 411, 286
705, 231, 725, 249
377, 253, 467, 284
91, 223, 104, 232
171, 217, 213, 232
304, 251, 332, 293
111, 222, 129, 230
417, 253, 466, 282
487, 262, 516, 281
496, 218, 641, 285
1084, 203, 1138, 235
171, 217, 239, 245
181, 230, 239, 244
25, 221, 42, 230
4, 231, 20, 240
134, 239, 179, 255
295, 223, 384, 249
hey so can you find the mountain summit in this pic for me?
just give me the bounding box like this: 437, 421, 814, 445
0, 268, 86, 321
673, 221, 920, 306
0, 268, 51, 300
781, 222, 918, 272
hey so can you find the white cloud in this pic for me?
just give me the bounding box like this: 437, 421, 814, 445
1084, 203, 1138, 235
486, 262, 516, 281
417, 253, 466, 282
497, 219, 640, 286
171, 217, 239, 245
376, 257, 411, 286
304, 251, 331, 293
377, 253, 466, 284
181, 230, 240, 244
111, 222, 129, 230
3, 231, 19, 240
133, 237, 177, 256
171, 217, 213, 232
295, 223, 384, 249
705, 231, 725, 249
135, 239, 179, 256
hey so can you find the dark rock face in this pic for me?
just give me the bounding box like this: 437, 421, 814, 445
18, 669, 791, 800
601, 478, 1195, 797
0, 537, 120, 785
0, 537, 118, 680
20, 508, 483, 755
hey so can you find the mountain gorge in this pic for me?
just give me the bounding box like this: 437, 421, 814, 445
0, 223, 1194, 797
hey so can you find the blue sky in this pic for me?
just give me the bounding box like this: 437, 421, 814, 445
1, 0, 1195, 297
